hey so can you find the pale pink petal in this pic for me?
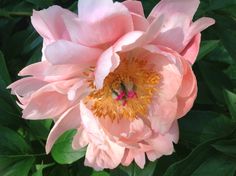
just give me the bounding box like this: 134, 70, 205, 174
80, 104, 125, 170
181, 34, 201, 64
8, 77, 47, 97
22, 79, 80, 119
78, 0, 113, 21
149, 97, 178, 133
114, 31, 143, 52
94, 48, 120, 89
85, 141, 125, 170
122, 0, 145, 16
131, 13, 149, 31
165, 120, 179, 144
177, 62, 197, 98
72, 126, 89, 150
80, 102, 105, 144
151, 14, 190, 52
46, 105, 81, 153
65, 1, 133, 46
121, 149, 133, 166
147, 134, 174, 155
184, 17, 215, 47
146, 151, 162, 161
177, 86, 197, 118
31, 5, 76, 41
148, 0, 200, 22
45, 40, 102, 65
19, 61, 82, 82
22, 91, 72, 119
147, 0, 199, 52
122, 15, 165, 51
134, 152, 146, 169
144, 46, 183, 100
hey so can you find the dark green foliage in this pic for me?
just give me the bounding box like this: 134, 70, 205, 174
0, 0, 236, 175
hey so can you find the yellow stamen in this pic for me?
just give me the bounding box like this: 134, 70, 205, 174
87, 58, 160, 121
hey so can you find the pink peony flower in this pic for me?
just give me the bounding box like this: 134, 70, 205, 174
8, 0, 215, 170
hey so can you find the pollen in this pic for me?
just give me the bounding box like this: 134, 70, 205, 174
87, 57, 160, 121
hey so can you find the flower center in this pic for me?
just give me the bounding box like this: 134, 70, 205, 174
87, 58, 160, 121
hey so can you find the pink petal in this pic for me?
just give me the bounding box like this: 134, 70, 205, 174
122, 0, 145, 17
19, 61, 82, 82
177, 61, 197, 98
45, 40, 102, 65
65, 1, 133, 46
147, 0, 200, 52
122, 15, 165, 51
149, 97, 178, 133
22, 79, 80, 119
46, 105, 81, 153
146, 151, 162, 161
31, 5, 75, 41
181, 34, 201, 64
121, 149, 133, 166
85, 141, 125, 170
94, 48, 120, 89
72, 126, 89, 150
22, 91, 72, 119
184, 17, 215, 47
144, 45, 183, 100
78, 0, 113, 21
131, 13, 149, 31
80, 102, 125, 169
8, 77, 47, 97
148, 0, 200, 23
134, 152, 146, 169
177, 86, 197, 118
147, 134, 174, 155
80, 102, 105, 143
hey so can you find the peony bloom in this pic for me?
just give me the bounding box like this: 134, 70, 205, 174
9, 0, 214, 170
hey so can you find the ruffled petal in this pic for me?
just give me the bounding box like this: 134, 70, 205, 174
65, 0, 133, 46
94, 48, 120, 89
31, 5, 75, 41
148, 0, 200, 23
122, 0, 145, 17
85, 141, 124, 170
148, 97, 178, 133
45, 40, 102, 65
181, 34, 201, 64
46, 105, 81, 153
19, 61, 82, 82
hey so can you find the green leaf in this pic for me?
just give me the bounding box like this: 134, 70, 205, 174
207, 0, 236, 11
119, 161, 156, 176
212, 132, 236, 158
0, 126, 35, 176
224, 89, 236, 120
28, 119, 52, 140
51, 129, 86, 164
163, 141, 215, 176
179, 111, 235, 145
137, 161, 157, 176
0, 50, 11, 85
191, 154, 236, 176
91, 171, 110, 176
0, 157, 35, 176
215, 15, 236, 63
198, 61, 233, 104
197, 40, 220, 61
